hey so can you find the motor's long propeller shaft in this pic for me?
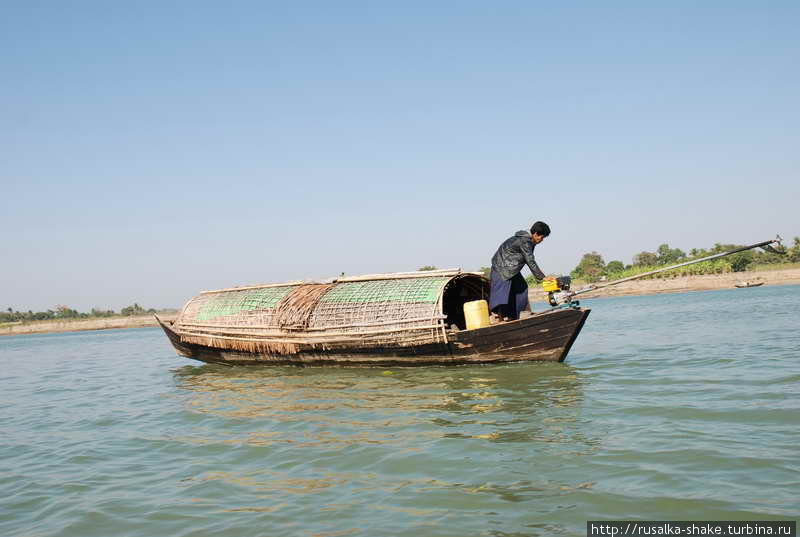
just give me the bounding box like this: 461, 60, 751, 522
570, 237, 783, 298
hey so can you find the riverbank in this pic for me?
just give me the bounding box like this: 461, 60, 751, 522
533, 267, 800, 302
0, 314, 177, 337
4, 268, 799, 336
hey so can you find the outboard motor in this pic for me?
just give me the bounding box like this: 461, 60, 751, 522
543, 276, 575, 307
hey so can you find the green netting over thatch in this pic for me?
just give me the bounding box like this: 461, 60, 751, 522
195, 286, 294, 321
306, 277, 450, 333
196, 286, 293, 321
319, 277, 449, 304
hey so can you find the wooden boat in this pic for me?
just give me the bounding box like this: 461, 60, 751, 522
735, 281, 764, 288
156, 269, 590, 367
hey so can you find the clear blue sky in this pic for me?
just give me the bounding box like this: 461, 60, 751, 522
2, 1, 798, 312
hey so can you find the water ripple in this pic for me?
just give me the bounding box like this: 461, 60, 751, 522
2, 287, 799, 536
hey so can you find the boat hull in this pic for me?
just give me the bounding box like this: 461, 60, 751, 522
157, 307, 590, 367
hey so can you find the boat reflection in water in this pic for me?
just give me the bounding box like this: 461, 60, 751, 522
172, 363, 587, 441
168, 362, 601, 521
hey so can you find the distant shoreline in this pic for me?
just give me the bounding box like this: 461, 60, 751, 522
0, 314, 177, 337
532, 267, 800, 302
4, 268, 799, 337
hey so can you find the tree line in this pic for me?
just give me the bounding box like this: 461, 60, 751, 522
1, 303, 160, 324
571, 237, 800, 283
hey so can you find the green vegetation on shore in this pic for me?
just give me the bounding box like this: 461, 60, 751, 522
8, 240, 798, 325
570, 237, 800, 283
1, 303, 174, 325
472, 238, 800, 287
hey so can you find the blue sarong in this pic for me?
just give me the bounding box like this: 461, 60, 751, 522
488, 271, 530, 320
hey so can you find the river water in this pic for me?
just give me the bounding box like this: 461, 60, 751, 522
1, 286, 798, 537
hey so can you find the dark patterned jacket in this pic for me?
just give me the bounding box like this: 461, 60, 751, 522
490, 230, 546, 281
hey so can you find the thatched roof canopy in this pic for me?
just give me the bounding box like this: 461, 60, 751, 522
173, 269, 488, 354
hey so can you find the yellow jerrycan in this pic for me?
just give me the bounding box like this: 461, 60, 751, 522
463, 299, 490, 330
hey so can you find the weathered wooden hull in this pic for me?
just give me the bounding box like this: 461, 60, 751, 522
156, 307, 590, 367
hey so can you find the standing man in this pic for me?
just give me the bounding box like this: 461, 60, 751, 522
489, 221, 552, 322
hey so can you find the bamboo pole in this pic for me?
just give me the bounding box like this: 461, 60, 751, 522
177, 314, 447, 331
200, 281, 305, 295
335, 269, 463, 282
178, 322, 445, 341
181, 331, 443, 346
197, 269, 487, 295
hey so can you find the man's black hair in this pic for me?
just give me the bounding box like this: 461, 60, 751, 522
530, 221, 551, 237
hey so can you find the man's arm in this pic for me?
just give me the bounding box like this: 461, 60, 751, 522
521, 241, 546, 280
